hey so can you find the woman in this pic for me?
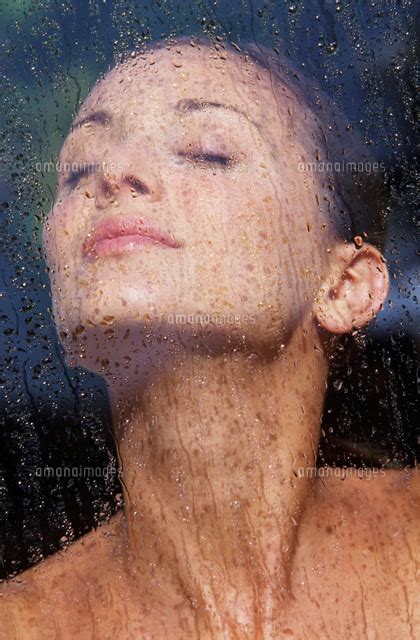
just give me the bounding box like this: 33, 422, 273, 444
1, 37, 418, 639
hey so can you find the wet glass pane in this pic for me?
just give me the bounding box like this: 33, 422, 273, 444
0, 1, 418, 637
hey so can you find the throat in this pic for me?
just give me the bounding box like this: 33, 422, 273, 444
106, 330, 327, 636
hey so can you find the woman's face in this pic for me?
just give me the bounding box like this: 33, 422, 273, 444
43, 42, 333, 365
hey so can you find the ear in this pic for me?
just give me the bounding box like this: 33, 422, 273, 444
314, 241, 389, 334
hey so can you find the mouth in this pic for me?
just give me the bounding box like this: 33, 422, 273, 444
83, 216, 183, 258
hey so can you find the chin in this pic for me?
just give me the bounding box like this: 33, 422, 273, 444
55, 294, 291, 376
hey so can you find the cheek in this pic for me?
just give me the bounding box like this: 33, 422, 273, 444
224, 179, 326, 307
44, 194, 88, 269
174, 167, 325, 286
43, 195, 92, 327
179, 171, 270, 233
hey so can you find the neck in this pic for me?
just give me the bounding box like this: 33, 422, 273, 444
105, 320, 327, 637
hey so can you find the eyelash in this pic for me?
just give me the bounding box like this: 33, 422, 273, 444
178, 151, 234, 167
65, 166, 95, 187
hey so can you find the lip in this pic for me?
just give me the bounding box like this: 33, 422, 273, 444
83, 216, 183, 258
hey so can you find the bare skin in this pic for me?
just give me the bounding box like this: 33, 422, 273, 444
1, 40, 418, 638
2, 469, 419, 639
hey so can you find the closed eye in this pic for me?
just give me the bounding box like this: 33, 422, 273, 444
64, 165, 95, 187
177, 150, 234, 167
200, 153, 232, 166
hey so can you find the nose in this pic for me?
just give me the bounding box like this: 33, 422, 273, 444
94, 147, 164, 209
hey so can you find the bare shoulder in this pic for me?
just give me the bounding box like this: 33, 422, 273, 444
315, 468, 419, 592
311, 466, 420, 549
292, 467, 420, 636
0, 513, 124, 640
315, 465, 420, 521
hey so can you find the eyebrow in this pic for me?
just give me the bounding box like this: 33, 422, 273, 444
71, 110, 112, 130
174, 98, 259, 130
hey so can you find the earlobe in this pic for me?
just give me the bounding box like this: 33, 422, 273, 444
314, 242, 389, 334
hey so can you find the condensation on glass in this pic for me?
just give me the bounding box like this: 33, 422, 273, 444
0, 1, 418, 638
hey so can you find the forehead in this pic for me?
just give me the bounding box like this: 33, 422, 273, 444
76, 44, 299, 130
